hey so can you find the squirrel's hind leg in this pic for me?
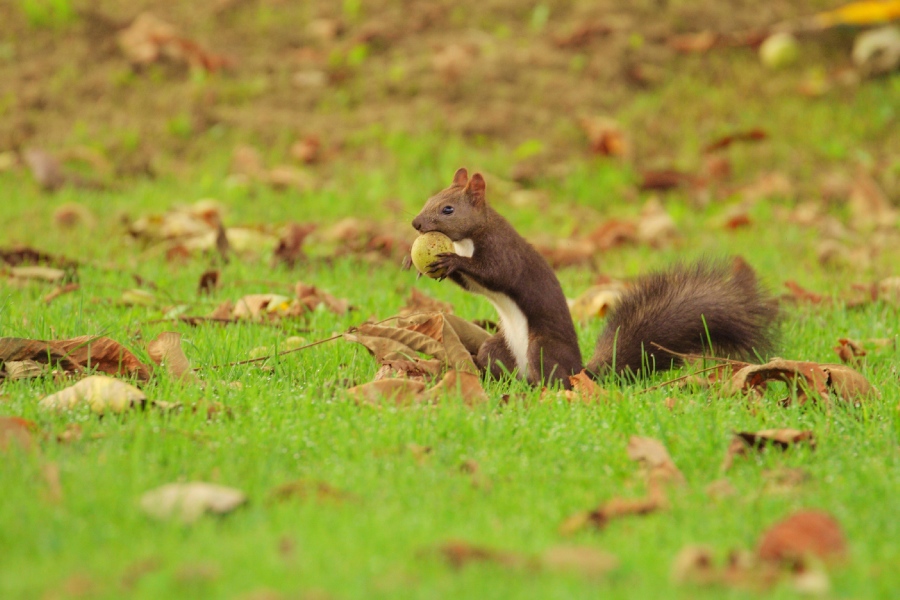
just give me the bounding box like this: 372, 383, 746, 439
476, 334, 518, 381
526, 337, 581, 390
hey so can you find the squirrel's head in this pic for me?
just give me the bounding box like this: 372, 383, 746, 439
412, 168, 487, 241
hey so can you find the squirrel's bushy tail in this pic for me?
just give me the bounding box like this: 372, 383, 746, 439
586, 258, 778, 377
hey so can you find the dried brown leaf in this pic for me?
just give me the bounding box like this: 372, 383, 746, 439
435, 540, 525, 569
43, 283, 80, 304
268, 480, 356, 504
399, 288, 454, 317
0, 336, 151, 380
627, 435, 685, 488
147, 332, 197, 382
0, 416, 37, 452
272, 223, 315, 268
345, 378, 426, 406
757, 510, 847, 566
39, 375, 147, 414
422, 369, 487, 405
540, 545, 619, 577
140, 482, 247, 524
8, 266, 67, 283
722, 429, 815, 471
560, 495, 664, 534
722, 358, 872, 405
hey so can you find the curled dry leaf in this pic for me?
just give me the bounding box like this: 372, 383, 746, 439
3, 360, 49, 380
399, 287, 454, 317
540, 545, 619, 578
757, 510, 847, 566
0, 336, 151, 380
578, 116, 629, 157
8, 265, 67, 283
627, 435, 685, 488
147, 332, 198, 382
422, 369, 488, 406
232, 294, 295, 321
272, 223, 316, 268
566, 370, 606, 401
560, 495, 665, 535
434, 540, 525, 570
140, 482, 247, 524
345, 378, 427, 406
722, 358, 875, 405
0, 416, 37, 452
671, 545, 717, 585
39, 375, 147, 414
268, 480, 356, 504
118, 12, 232, 72
568, 282, 626, 321
834, 338, 866, 366
43, 283, 80, 304
721, 429, 815, 471
295, 281, 350, 315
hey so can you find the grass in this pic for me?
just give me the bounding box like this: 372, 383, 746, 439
1, 0, 900, 594
1, 137, 899, 599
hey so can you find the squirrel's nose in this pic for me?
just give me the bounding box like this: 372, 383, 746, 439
412, 218, 422, 232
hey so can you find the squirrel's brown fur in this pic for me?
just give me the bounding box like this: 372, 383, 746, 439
587, 259, 778, 377
412, 169, 778, 388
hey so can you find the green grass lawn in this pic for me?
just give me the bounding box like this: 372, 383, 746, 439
1, 136, 898, 599
2, 1, 900, 593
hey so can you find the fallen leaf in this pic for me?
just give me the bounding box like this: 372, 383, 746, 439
627, 435, 685, 491
268, 480, 356, 504
272, 223, 315, 268
0, 416, 37, 452
704, 129, 767, 153
567, 370, 606, 401
579, 117, 629, 156
43, 283, 80, 304
540, 545, 619, 577
834, 338, 866, 366
399, 288, 454, 317
422, 369, 488, 405
560, 495, 665, 534
140, 482, 247, 524
39, 375, 147, 414
345, 379, 427, 405
721, 429, 815, 471
197, 270, 219, 295
23, 149, 65, 190
757, 510, 847, 566
671, 545, 717, 584
8, 266, 67, 283
568, 282, 626, 321
0, 336, 151, 379
41, 462, 63, 503
147, 332, 198, 382
852, 25, 900, 76
782, 280, 827, 304
434, 540, 525, 569
2, 360, 49, 380
118, 12, 232, 72
722, 358, 875, 405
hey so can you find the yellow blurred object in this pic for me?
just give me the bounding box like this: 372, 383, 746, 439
815, 1, 900, 27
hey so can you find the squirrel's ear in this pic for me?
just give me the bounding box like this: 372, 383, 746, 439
465, 173, 486, 207
452, 167, 469, 187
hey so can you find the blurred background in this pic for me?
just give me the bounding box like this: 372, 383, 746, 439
0, 1, 898, 237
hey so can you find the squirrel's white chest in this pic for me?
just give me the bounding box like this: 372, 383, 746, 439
454, 239, 530, 377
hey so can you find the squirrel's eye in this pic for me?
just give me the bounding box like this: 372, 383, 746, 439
441, 206, 454, 215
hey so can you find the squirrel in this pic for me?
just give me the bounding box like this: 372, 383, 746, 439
411, 168, 778, 388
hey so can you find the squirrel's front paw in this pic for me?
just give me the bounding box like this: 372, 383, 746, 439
428, 252, 463, 280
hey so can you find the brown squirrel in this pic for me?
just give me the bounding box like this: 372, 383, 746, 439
412, 168, 778, 388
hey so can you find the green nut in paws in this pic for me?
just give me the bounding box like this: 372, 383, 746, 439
411, 232, 454, 279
